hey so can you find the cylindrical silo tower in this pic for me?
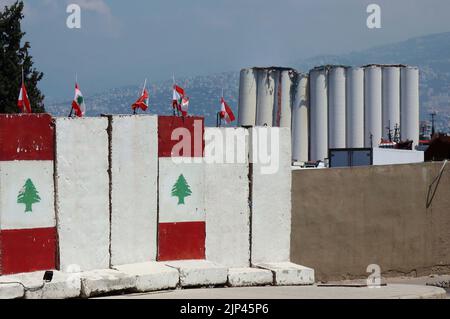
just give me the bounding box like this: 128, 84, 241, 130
328, 67, 346, 149
256, 69, 275, 126
278, 70, 293, 128
309, 67, 328, 161
364, 65, 383, 148
238, 68, 257, 127
292, 73, 309, 162
401, 66, 420, 147
272, 69, 281, 126
382, 66, 401, 140
346, 67, 365, 148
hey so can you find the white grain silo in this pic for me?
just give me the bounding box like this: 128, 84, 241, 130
328, 67, 346, 149
238, 68, 257, 126
292, 73, 309, 162
309, 67, 328, 161
272, 69, 281, 126
401, 66, 420, 147
256, 69, 275, 126
382, 66, 401, 139
364, 65, 383, 148
279, 70, 293, 128
346, 67, 365, 148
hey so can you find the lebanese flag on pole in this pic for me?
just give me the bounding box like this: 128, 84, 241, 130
220, 97, 236, 124
172, 85, 185, 111
17, 82, 31, 113
132, 88, 149, 111
72, 83, 86, 117
180, 96, 189, 117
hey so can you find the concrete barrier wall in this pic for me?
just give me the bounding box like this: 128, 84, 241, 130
55, 117, 110, 271
109, 115, 158, 266
0, 114, 57, 275
157, 116, 206, 261
204, 128, 250, 267
291, 162, 450, 281
251, 127, 291, 264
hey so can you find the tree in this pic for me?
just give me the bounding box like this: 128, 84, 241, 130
171, 174, 192, 205
17, 178, 41, 212
0, 1, 45, 114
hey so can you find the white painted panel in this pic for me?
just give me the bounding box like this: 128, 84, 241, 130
55, 117, 110, 271
158, 158, 206, 223
110, 115, 158, 266
0, 161, 55, 230
204, 128, 250, 268
251, 127, 291, 264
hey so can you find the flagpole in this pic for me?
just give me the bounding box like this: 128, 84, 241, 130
68, 73, 76, 117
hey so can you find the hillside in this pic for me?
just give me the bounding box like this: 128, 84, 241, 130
46, 32, 450, 131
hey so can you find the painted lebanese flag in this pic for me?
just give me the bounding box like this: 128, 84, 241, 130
157, 116, 206, 261
17, 82, 31, 113
172, 85, 185, 111
72, 83, 86, 117
220, 97, 236, 124
0, 114, 57, 275
132, 88, 149, 111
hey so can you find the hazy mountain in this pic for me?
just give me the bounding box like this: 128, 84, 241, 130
46, 32, 450, 130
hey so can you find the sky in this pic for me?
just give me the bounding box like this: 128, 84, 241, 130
2, 0, 450, 100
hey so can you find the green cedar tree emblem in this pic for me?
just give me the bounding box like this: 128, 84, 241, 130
171, 174, 192, 205
17, 178, 41, 213
77, 95, 84, 105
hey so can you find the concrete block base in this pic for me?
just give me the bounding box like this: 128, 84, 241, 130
114, 262, 179, 292
80, 269, 136, 298
255, 262, 315, 286
227, 268, 273, 287
0, 271, 80, 299
165, 260, 227, 287
0, 281, 24, 299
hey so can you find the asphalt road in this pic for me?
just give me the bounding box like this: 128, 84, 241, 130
99, 283, 447, 299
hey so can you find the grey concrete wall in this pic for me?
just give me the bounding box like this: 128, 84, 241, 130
291, 162, 450, 282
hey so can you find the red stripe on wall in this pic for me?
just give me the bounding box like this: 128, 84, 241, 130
0, 227, 57, 275
158, 116, 204, 158
0, 114, 54, 161
158, 221, 205, 261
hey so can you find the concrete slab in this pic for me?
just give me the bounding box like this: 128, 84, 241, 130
0, 271, 80, 299
0, 282, 24, 299
165, 260, 227, 288
228, 268, 273, 287
114, 262, 179, 292
255, 262, 315, 286
80, 269, 136, 298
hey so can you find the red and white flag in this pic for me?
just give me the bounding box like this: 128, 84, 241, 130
180, 96, 189, 117
172, 85, 185, 111
71, 83, 86, 117
17, 82, 31, 113
132, 88, 149, 111
220, 97, 236, 124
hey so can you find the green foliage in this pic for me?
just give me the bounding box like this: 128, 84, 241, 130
171, 174, 192, 205
17, 178, 41, 212
0, 1, 45, 113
